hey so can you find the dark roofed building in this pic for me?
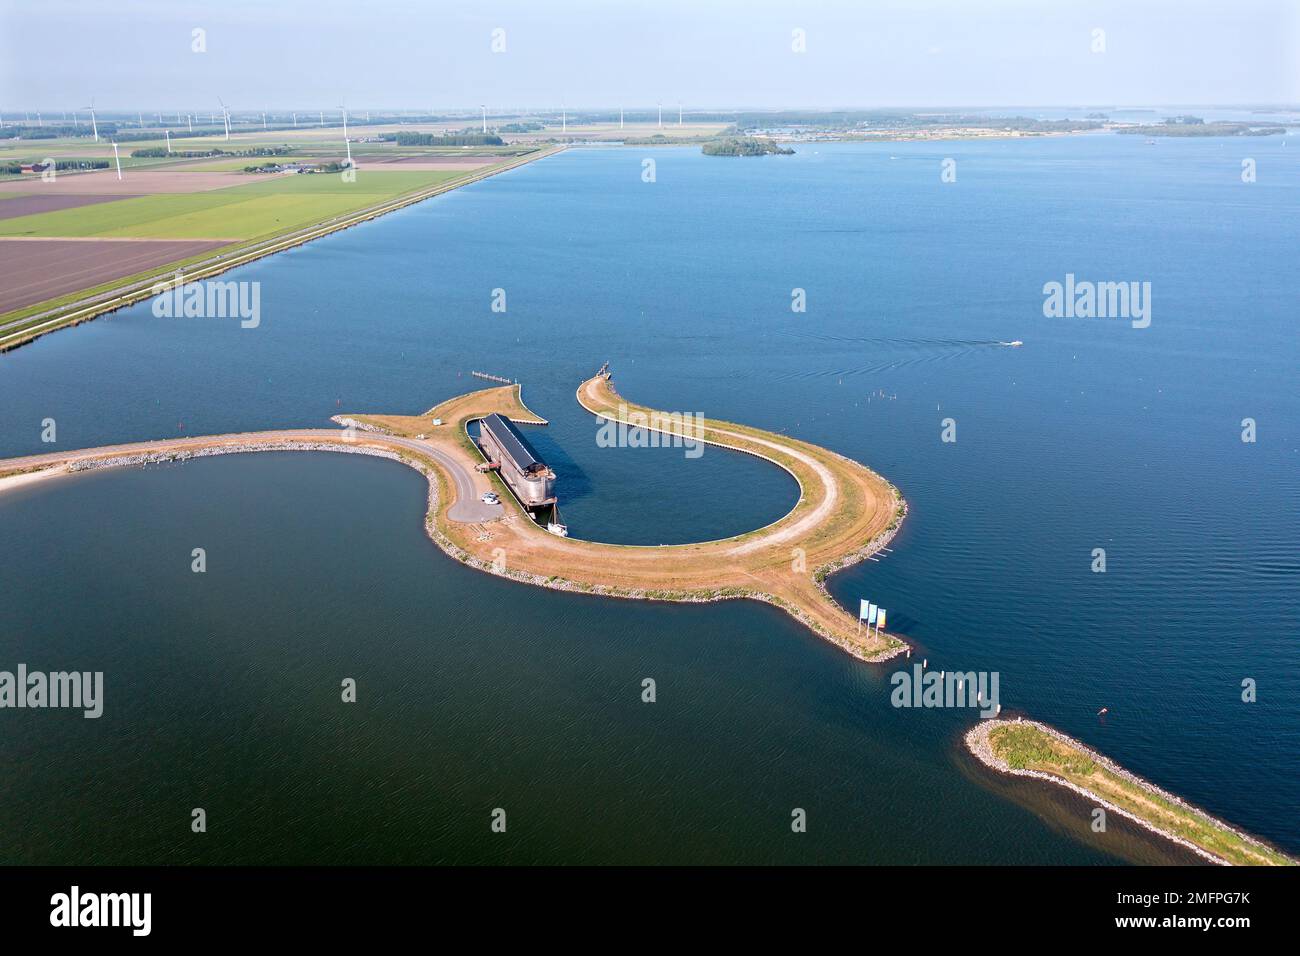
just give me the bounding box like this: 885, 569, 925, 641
478, 414, 556, 508
482, 414, 545, 474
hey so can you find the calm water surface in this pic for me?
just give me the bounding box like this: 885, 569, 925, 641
1, 135, 1296, 863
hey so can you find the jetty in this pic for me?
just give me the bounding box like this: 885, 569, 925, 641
967, 719, 1295, 866
471, 371, 514, 384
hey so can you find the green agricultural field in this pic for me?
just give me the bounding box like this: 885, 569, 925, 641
0, 168, 463, 241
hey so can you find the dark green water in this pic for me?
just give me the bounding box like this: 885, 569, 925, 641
0, 453, 1187, 865
1, 136, 1296, 863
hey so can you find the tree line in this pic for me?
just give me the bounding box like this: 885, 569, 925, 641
386, 132, 504, 146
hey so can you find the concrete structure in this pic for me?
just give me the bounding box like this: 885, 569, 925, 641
477, 413, 556, 508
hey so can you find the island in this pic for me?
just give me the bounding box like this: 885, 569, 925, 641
702, 137, 795, 156
1117, 116, 1286, 137
967, 719, 1295, 866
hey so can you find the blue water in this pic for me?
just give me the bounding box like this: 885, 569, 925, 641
1, 135, 1297, 863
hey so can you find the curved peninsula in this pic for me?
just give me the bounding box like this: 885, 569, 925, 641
6, 371, 1293, 865
0, 370, 908, 662
967, 719, 1295, 866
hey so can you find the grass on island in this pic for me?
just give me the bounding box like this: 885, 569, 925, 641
988, 723, 1294, 866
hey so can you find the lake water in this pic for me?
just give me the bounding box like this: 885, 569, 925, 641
1, 134, 1296, 863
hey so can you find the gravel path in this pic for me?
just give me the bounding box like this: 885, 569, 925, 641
0, 427, 502, 524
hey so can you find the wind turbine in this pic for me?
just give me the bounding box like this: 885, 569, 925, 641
137, 110, 143, 127
678, 101, 682, 126
480, 104, 486, 134
339, 102, 352, 166
165, 129, 172, 154
620, 106, 624, 130
187, 114, 193, 132
217, 97, 230, 140
83, 100, 99, 141
111, 140, 122, 180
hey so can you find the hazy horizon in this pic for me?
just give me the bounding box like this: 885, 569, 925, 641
3, 0, 1297, 113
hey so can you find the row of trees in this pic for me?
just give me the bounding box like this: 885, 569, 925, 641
0, 124, 86, 140
131, 145, 294, 158
1, 159, 110, 174
386, 132, 504, 146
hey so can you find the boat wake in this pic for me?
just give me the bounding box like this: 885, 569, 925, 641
766, 333, 1022, 382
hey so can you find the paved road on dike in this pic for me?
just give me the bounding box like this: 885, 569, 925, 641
0, 428, 504, 524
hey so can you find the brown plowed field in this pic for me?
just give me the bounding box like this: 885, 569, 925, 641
0, 237, 231, 312
0, 169, 264, 195
0, 194, 139, 220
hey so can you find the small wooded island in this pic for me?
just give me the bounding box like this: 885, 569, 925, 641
1117, 116, 1286, 137
702, 137, 796, 156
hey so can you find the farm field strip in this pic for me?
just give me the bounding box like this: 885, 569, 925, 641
0, 238, 231, 312
0, 146, 562, 347
0, 194, 142, 220
0, 169, 464, 239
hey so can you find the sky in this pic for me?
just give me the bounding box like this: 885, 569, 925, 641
2, 0, 1297, 112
